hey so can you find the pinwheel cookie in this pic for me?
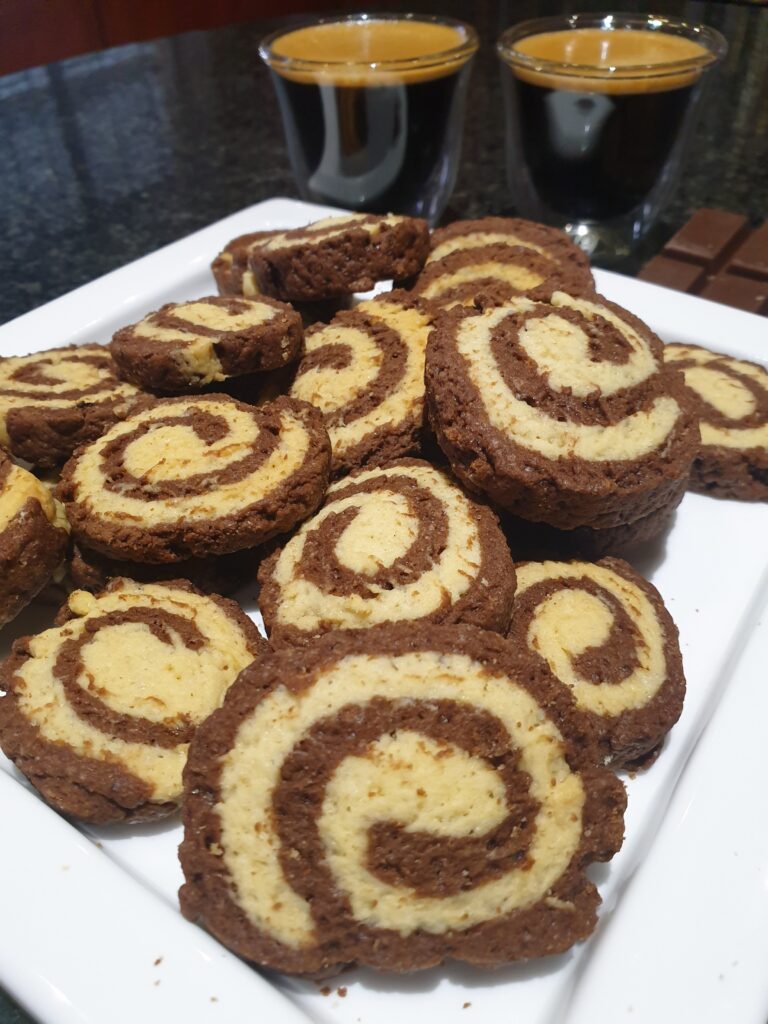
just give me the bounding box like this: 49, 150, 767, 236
56, 394, 331, 562
412, 242, 594, 311
259, 459, 516, 645
179, 624, 626, 974
425, 291, 698, 534
664, 343, 768, 500
110, 296, 303, 393
509, 559, 685, 768
0, 344, 146, 467
238, 213, 430, 302
290, 290, 435, 475
426, 216, 594, 278
0, 452, 69, 627
0, 579, 267, 823
212, 230, 275, 297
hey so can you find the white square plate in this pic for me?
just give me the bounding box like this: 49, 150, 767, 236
1, 198, 767, 1024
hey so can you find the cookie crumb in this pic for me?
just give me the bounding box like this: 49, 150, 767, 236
320, 986, 331, 996
337, 987, 347, 998
154, 956, 163, 966
463, 1002, 471, 1009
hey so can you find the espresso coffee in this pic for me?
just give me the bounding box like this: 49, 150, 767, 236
501, 28, 715, 222
262, 19, 477, 221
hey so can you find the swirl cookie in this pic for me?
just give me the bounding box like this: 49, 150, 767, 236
290, 290, 435, 476
664, 343, 768, 500
57, 394, 331, 563
427, 217, 594, 281
179, 624, 626, 974
413, 219, 594, 310
425, 292, 698, 531
259, 459, 516, 645
509, 559, 685, 768
242, 213, 430, 302
0, 452, 69, 627
110, 296, 303, 394
0, 579, 266, 823
0, 344, 146, 467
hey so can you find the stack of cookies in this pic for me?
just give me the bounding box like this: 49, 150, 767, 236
2, 206, 764, 981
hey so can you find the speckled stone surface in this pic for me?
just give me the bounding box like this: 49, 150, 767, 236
0, 3, 767, 1021
1, 0, 767, 329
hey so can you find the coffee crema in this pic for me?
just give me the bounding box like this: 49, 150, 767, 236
270, 19, 470, 84
511, 28, 712, 94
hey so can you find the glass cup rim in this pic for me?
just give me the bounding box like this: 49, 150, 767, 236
260, 12, 479, 76
497, 12, 727, 80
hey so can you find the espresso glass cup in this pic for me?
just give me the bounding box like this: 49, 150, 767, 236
260, 13, 478, 224
497, 14, 726, 259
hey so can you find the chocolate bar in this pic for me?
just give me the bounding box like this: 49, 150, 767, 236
638, 209, 768, 316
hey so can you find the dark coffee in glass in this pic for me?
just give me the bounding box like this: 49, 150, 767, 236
498, 16, 726, 257
261, 16, 478, 224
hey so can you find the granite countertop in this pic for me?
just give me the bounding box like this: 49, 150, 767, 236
2, 0, 767, 329
0, 1, 767, 1021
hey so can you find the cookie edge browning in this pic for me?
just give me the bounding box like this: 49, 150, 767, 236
110, 297, 304, 394
56, 394, 332, 563
179, 623, 626, 974
248, 216, 431, 302
258, 457, 517, 646
425, 295, 698, 529
508, 557, 686, 769
0, 578, 268, 824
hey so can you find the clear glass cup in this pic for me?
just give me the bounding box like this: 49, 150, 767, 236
497, 13, 727, 259
260, 13, 478, 224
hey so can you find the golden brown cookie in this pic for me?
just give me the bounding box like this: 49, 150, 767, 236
0, 344, 146, 467
56, 394, 331, 563
664, 343, 768, 500
290, 289, 435, 476
110, 296, 303, 393
425, 292, 698, 532
259, 458, 516, 645
0, 579, 266, 823
509, 559, 685, 768
179, 624, 626, 974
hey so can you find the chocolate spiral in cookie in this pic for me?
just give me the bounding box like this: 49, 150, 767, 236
179, 624, 626, 974
0, 452, 69, 627
426, 217, 594, 281
290, 290, 435, 475
259, 459, 515, 645
241, 213, 430, 302
426, 291, 697, 530
212, 230, 277, 297
0, 579, 266, 822
110, 296, 303, 393
57, 394, 331, 563
0, 344, 146, 467
509, 559, 685, 768
413, 242, 594, 310
664, 343, 768, 500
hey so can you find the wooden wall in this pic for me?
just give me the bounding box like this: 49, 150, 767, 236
1, 1, 352, 76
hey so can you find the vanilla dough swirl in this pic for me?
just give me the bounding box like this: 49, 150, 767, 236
110, 295, 303, 393
56, 394, 331, 562
664, 342, 768, 500
290, 290, 435, 475
0, 344, 145, 467
510, 559, 685, 768
0, 579, 266, 823
425, 291, 697, 529
179, 625, 626, 974
258, 459, 516, 644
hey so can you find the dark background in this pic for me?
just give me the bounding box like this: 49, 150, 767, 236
1, 1, 767, 1019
